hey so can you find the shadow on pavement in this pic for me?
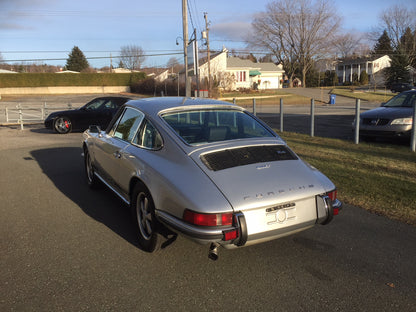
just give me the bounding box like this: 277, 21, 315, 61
30, 146, 141, 249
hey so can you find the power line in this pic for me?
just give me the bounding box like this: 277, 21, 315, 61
2, 49, 182, 54
187, 0, 196, 32
187, 0, 203, 36
2, 52, 183, 63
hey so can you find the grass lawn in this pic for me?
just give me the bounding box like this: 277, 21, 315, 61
220, 90, 311, 105
278, 132, 416, 226
330, 88, 394, 103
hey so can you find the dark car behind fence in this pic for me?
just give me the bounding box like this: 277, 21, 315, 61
235, 97, 416, 152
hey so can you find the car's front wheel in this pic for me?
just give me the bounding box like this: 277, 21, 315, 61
54, 116, 72, 134
131, 183, 161, 252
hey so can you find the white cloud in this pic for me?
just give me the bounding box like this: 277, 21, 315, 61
210, 21, 253, 41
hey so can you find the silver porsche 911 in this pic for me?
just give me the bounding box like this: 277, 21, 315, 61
82, 97, 341, 260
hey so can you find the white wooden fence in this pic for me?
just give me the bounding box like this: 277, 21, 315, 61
4, 103, 74, 130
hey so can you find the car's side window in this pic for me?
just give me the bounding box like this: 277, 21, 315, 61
85, 99, 105, 110
133, 119, 163, 150
103, 100, 117, 109
111, 107, 144, 142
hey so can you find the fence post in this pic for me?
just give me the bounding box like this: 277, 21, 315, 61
310, 98, 315, 137
6, 107, 9, 122
233, 98, 236, 105
354, 99, 361, 144
252, 98, 256, 116
280, 98, 284, 132
411, 102, 415, 152
17, 103, 24, 130
43, 102, 48, 119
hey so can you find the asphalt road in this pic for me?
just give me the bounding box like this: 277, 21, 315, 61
1, 125, 416, 311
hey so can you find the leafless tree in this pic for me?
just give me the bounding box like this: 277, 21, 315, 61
250, 0, 340, 87
217, 71, 235, 91
119, 45, 146, 70
333, 33, 363, 58
166, 57, 181, 73
377, 5, 416, 50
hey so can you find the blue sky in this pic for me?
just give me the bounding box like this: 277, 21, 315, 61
0, 0, 412, 69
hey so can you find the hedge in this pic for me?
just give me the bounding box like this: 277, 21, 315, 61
0, 72, 146, 88
131, 77, 186, 96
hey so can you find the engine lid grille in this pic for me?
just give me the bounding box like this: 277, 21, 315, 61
200, 145, 297, 171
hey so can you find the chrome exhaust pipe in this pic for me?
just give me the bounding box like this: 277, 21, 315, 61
208, 243, 220, 261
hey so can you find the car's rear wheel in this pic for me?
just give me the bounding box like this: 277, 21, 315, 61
131, 183, 161, 252
84, 149, 100, 189
54, 116, 72, 134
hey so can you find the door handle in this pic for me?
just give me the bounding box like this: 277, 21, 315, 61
113, 151, 122, 159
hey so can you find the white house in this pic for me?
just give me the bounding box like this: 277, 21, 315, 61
335, 55, 391, 84
198, 48, 285, 91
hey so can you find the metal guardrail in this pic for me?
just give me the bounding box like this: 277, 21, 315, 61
4, 103, 73, 130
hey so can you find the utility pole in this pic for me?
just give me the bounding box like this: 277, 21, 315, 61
204, 12, 211, 97
182, 0, 190, 97
110, 53, 112, 73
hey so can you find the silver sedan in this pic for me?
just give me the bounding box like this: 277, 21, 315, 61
83, 97, 341, 260
357, 90, 415, 140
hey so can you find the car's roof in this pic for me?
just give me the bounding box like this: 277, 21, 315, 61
125, 97, 239, 116
92, 96, 130, 99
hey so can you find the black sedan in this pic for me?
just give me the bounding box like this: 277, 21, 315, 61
45, 96, 131, 134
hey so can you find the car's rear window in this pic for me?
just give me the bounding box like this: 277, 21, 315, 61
161, 109, 274, 145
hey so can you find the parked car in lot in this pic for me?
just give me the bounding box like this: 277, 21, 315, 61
82, 97, 342, 260
390, 82, 415, 93
355, 90, 415, 140
45, 96, 131, 134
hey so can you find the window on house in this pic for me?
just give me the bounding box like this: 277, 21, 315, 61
236, 71, 246, 82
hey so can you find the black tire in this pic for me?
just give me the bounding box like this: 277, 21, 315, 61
131, 183, 161, 252
54, 116, 72, 134
84, 149, 100, 189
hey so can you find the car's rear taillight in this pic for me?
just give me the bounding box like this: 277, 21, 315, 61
183, 210, 233, 226
327, 190, 339, 215
327, 189, 337, 201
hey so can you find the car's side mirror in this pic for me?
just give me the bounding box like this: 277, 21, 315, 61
89, 125, 101, 133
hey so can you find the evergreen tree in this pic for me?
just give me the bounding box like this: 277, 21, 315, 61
65, 46, 89, 72
359, 70, 369, 85
305, 66, 319, 87
372, 30, 393, 56
324, 70, 338, 86
384, 48, 411, 85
